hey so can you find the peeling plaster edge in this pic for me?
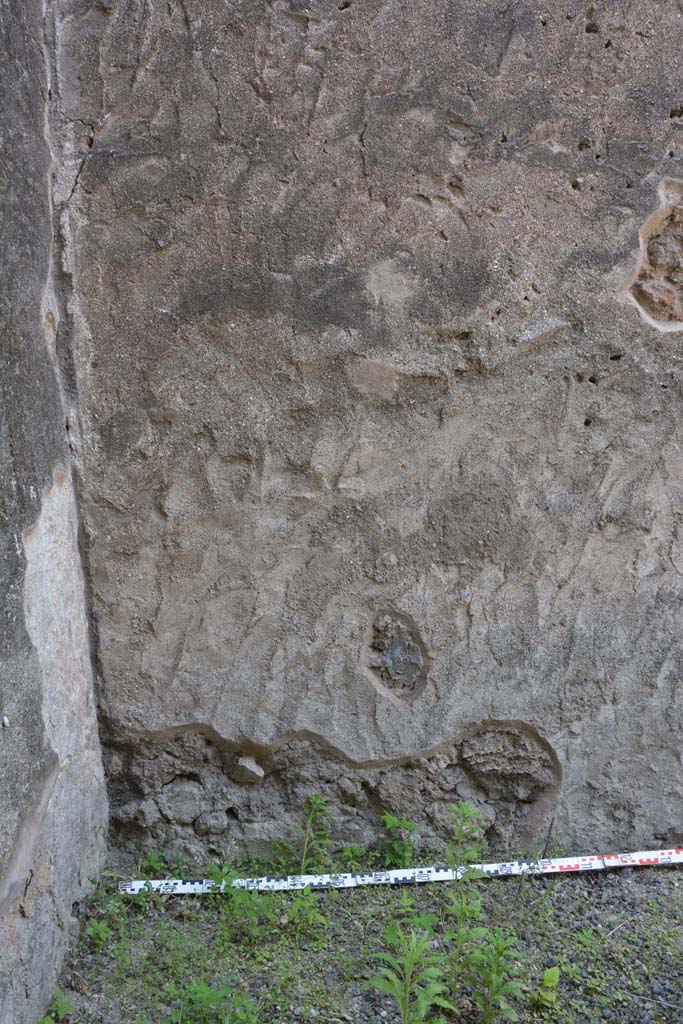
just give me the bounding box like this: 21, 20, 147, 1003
621, 177, 683, 334
107, 716, 561, 776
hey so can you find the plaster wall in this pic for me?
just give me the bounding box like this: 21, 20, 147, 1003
46, 0, 683, 864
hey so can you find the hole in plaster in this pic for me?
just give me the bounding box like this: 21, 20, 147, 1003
625, 178, 683, 332
364, 610, 429, 704
584, 417, 592, 426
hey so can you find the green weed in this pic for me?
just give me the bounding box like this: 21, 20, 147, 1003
39, 989, 74, 1024
136, 849, 168, 878
338, 842, 366, 872
381, 811, 418, 869
367, 926, 454, 1024
446, 801, 486, 879
186, 978, 231, 1021
221, 992, 262, 1023
296, 794, 334, 874
287, 885, 328, 943
85, 918, 112, 949
469, 928, 524, 1022
534, 964, 561, 1010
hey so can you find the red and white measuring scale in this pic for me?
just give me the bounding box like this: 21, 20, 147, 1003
119, 847, 683, 895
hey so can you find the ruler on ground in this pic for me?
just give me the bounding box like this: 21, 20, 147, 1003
119, 847, 683, 895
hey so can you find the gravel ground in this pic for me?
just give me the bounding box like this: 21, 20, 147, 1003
52, 863, 683, 1024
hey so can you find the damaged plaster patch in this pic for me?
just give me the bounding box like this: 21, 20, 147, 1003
626, 178, 683, 332
346, 356, 401, 401
459, 722, 562, 844
460, 724, 560, 803
366, 259, 417, 308
105, 720, 561, 865
365, 611, 429, 702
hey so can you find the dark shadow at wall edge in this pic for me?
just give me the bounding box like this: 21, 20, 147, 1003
0, 2, 108, 1022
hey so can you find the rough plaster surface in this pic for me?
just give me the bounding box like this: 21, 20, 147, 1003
49, 0, 683, 860
0, 2, 107, 1021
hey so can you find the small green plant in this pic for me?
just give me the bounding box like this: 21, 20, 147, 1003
208, 864, 277, 946
84, 874, 129, 928
86, 917, 112, 949
469, 928, 524, 1023
296, 794, 333, 874
338, 842, 366, 871
534, 965, 561, 1010
187, 978, 232, 1020
395, 890, 438, 934
270, 838, 297, 875
217, 889, 265, 946
287, 884, 327, 942
367, 925, 454, 1024
169, 850, 188, 877
381, 811, 418, 869
574, 925, 605, 953
446, 801, 485, 878
206, 861, 235, 892
221, 992, 262, 1023
39, 989, 74, 1023
443, 802, 490, 985
559, 958, 581, 983
231, 851, 265, 878
137, 849, 168, 878
444, 888, 489, 983
441, 803, 524, 1022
